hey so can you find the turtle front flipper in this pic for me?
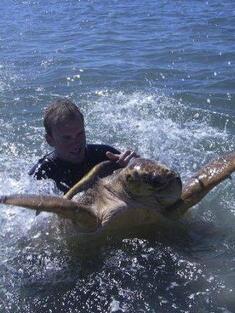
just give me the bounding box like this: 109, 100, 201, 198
64, 160, 119, 200
0, 194, 98, 232
164, 152, 235, 219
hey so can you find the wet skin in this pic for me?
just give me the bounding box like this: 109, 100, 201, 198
45, 116, 86, 164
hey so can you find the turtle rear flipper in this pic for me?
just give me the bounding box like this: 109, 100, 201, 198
0, 194, 98, 232
164, 152, 235, 219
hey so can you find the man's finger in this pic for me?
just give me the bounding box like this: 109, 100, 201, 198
115, 151, 130, 163
123, 151, 139, 163
106, 151, 119, 161
106, 150, 139, 167
116, 151, 137, 166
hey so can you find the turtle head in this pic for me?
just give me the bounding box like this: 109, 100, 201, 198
119, 158, 182, 208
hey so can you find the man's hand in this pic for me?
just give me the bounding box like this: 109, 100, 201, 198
106, 150, 140, 167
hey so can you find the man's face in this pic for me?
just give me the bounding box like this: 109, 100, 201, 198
46, 116, 86, 164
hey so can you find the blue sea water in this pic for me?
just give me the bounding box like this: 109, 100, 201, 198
0, 0, 234, 312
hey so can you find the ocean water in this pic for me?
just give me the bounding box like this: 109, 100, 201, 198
0, 0, 234, 312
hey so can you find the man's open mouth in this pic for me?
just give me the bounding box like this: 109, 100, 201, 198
69, 147, 84, 156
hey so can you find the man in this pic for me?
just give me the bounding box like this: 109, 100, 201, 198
30, 99, 138, 193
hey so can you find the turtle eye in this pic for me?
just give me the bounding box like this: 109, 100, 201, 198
175, 177, 182, 188
126, 174, 132, 181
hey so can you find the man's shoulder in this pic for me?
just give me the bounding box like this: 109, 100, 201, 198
29, 152, 57, 179
86, 144, 119, 155
86, 144, 120, 165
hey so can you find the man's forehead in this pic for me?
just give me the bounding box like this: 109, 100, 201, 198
53, 117, 84, 133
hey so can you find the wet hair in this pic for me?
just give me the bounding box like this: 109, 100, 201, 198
43, 99, 84, 135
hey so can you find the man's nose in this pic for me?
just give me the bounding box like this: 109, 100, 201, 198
70, 134, 82, 145
70, 136, 78, 145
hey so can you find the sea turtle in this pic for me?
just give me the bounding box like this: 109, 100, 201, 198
0, 152, 234, 238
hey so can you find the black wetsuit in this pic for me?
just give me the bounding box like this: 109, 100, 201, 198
29, 144, 120, 193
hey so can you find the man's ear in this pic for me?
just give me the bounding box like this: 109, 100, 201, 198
45, 133, 55, 147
